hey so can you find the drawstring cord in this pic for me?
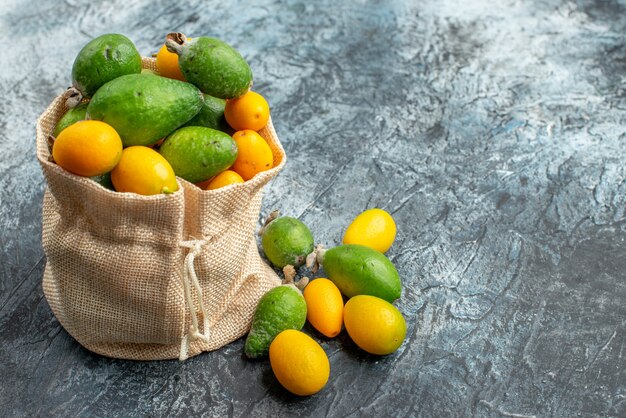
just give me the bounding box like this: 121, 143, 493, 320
178, 239, 211, 361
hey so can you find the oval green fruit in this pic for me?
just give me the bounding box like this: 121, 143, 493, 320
321, 244, 401, 303
53, 103, 88, 137
183, 94, 233, 134
71, 33, 142, 98
158, 126, 238, 183
87, 73, 203, 147
91, 171, 114, 190
262, 217, 314, 269
166, 34, 253, 99
244, 284, 307, 359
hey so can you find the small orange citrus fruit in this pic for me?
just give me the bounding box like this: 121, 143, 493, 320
343, 208, 397, 253
269, 330, 330, 396
303, 278, 344, 338
224, 90, 270, 131
111, 146, 178, 195
230, 130, 273, 180
343, 295, 406, 355
198, 170, 244, 190
156, 37, 190, 81
52, 120, 122, 177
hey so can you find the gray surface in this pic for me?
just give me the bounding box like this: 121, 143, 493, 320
1, 0, 625, 416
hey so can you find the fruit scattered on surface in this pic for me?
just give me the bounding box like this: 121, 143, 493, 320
199, 170, 244, 190
110, 146, 178, 195
55, 37, 411, 395
52, 120, 122, 177
53, 102, 88, 137
343, 295, 406, 355
343, 208, 396, 253
231, 130, 274, 180
72, 33, 142, 98
244, 283, 307, 359
165, 33, 253, 99
57, 32, 410, 397
87, 73, 203, 147
58, 32, 405, 397
261, 216, 314, 269
224, 90, 270, 131
318, 244, 401, 303
269, 329, 330, 396
303, 278, 344, 338
158, 126, 238, 184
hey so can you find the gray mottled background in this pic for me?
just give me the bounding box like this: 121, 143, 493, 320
1, 0, 625, 416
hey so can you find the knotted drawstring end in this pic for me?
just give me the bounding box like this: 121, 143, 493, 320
178, 238, 212, 361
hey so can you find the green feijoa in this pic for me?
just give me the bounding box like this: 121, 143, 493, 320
166, 33, 253, 99
183, 94, 233, 134
87, 73, 203, 147
244, 284, 307, 359
71, 33, 142, 98
321, 244, 401, 303
261, 217, 314, 269
158, 126, 238, 183
91, 172, 114, 190
53, 103, 88, 137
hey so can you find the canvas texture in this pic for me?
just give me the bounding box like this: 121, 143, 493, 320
36, 58, 284, 361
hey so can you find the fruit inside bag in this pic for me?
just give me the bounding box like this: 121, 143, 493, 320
36, 58, 286, 361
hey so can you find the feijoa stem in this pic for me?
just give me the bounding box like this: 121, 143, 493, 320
258, 209, 280, 236
295, 276, 309, 291
283, 265, 296, 283
64, 87, 83, 109
306, 244, 326, 273
165, 32, 187, 55
316, 247, 327, 264
281, 265, 309, 293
